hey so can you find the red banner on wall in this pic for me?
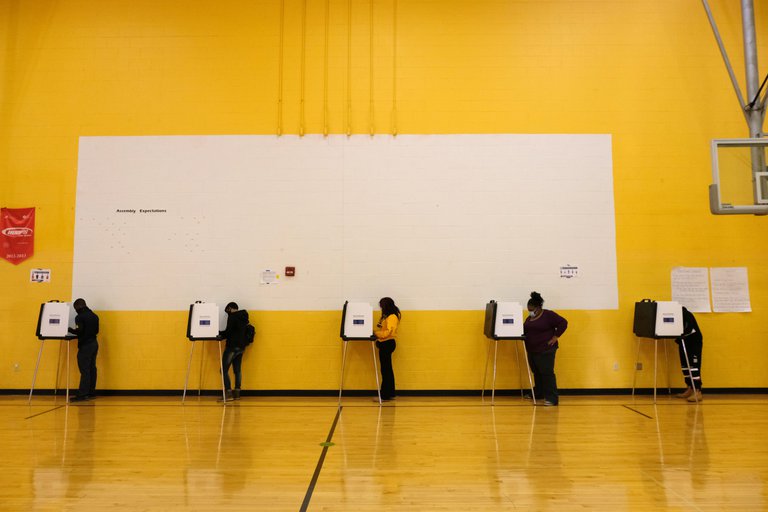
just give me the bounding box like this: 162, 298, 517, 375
1, 207, 35, 265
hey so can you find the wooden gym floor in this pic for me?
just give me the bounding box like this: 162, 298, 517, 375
1, 395, 766, 511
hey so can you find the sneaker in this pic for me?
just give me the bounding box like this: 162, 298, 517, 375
687, 391, 703, 403
217, 391, 234, 403
522, 394, 533, 401
69, 395, 88, 403
676, 387, 693, 399
233, 389, 241, 400
537, 400, 557, 407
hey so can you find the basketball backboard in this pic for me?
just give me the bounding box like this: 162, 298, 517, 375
709, 138, 768, 215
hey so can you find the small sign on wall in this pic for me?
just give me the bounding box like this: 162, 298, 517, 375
30, 268, 51, 283
260, 269, 279, 285
559, 264, 579, 279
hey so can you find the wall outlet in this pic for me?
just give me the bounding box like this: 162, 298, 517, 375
636, 362, 643, 370
13, 362, 20, 372
612, 362, 619, 371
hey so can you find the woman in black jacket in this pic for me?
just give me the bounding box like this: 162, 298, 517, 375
219, 301, 250, 402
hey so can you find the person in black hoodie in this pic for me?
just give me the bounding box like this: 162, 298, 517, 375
218, 302, 249, 402
675, 307, 704, 402
67, 298, 99, 403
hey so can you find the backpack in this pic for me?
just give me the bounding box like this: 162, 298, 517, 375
244, 324, 255, 346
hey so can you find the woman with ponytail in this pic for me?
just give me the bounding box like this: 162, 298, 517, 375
374, 297, 401, 402
523, 291, 568, 406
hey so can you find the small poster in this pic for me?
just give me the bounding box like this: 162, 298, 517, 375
710, 267, 751, 313
559, 264, 579, 279
671, 267, 711, 312
260, 269, 279, 285
30, 269, 51, 283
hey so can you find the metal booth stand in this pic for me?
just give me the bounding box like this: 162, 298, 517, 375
631, 299, 698, 404
631, 337, 698, 404
481, 301, 535, 404
183, 302, 226, 403
29, 301, 78, 404
338, 301, 381, 405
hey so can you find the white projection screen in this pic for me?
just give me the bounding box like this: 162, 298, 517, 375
73, 134, 618, 311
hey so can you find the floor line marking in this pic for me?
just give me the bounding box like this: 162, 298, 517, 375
300, 406, 343, 512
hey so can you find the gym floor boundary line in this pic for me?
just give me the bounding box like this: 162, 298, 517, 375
300, 405, 343, 512
25, 405, 66, 420
622, 405, 654, 419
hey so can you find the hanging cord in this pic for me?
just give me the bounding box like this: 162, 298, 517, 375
277, 0, 286, 136
346, 0, 352, 136
299, 0, 307, 137
747, 72, 768, 111
392, 0, 397, 136
323, 0, 330, 136
369, 0, 375, 136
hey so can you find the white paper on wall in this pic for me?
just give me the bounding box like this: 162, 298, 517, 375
73, 134, 618, 311
671, 267, 711, 313
710, 267, 751, 313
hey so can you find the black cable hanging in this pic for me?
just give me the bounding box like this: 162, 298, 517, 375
746, 72, 768, 110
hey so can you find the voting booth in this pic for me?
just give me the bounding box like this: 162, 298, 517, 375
36, 301, 73, 339
183, 302, 226, 403
340, 301, 374, 340
186, 301, 220, 340
481, 301, 535, 404
631, 299, 697, 403
29, 301, 78, 403
484, 300, 524, 339
338, 301, 381, 404
633, 299, 684, 338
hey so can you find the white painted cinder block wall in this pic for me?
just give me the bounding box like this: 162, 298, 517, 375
73, 134, 617, 315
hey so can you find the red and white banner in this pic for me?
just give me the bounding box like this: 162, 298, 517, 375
1, 207, 35, 265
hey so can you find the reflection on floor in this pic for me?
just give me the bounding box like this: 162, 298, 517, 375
1, 395, 765, 511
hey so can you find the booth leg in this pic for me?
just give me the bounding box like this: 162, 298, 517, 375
680, 340, 698, 404
55, 341, 63, 397
217, 340, 226, 403
28, 341, 45, 404
631, 338, 641, 398
514, 342, 524, 398
491, 340, 499, 404
65, 340, 71, 404
663, 339, 671, 396
653, 338, 658, 404
182, 341, 195, 403
338, 341, 348, 405
371, 341, 382, 405
481, 339, 493, 399
198, 342, 205, 397
521, 342, 536, 405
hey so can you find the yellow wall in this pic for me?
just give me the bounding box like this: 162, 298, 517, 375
2, 0, 766, 391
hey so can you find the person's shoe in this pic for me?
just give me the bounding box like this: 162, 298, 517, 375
233, 389, 241, 400
687, 391, 703, 403
522, 394, 533, 401
86, 394, 97, 401
69, 395, 88, 403
217, 391, 234, 403
536, 400, 557, 406
676, 387, 693, 399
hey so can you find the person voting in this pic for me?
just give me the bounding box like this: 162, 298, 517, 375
67, 298, 99, 403
675, 307, 704, 402
373, 297, 401, 402
217, 302, 251, 402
